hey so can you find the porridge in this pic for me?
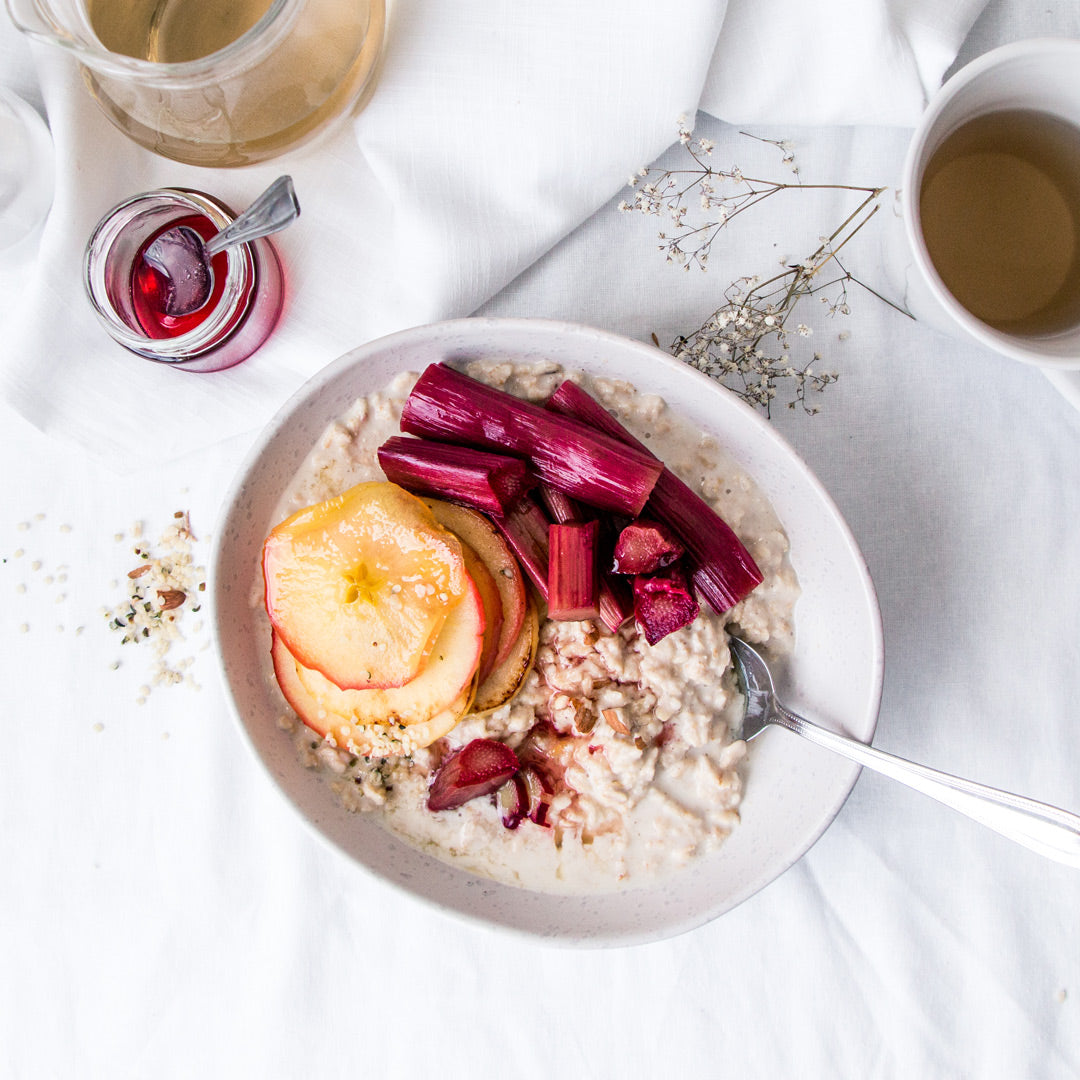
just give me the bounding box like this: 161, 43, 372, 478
260, 360, 799, 893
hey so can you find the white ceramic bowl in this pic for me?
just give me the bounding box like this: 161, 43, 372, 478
212, 318, 883, 946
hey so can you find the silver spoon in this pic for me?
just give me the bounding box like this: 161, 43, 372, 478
728, 635, 1080, 868
141, 175, 300, 318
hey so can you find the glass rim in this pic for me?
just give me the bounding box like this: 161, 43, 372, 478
12, 0, 296, 84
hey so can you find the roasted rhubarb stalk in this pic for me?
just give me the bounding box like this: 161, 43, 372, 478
545, 380, 762, 613
377, 436, 535, 515
491, 493, 551, 599
547, 521, 600, 621
400, 363, 663, 516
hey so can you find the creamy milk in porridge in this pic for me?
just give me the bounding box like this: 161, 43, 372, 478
261, 361, 799, 893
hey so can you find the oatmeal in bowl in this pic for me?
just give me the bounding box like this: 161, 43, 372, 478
213, 319, 882, 943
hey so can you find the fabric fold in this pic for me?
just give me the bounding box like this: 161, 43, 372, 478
700, 0, 987, 127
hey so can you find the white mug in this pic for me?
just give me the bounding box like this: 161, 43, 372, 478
884, 38, 1080, 410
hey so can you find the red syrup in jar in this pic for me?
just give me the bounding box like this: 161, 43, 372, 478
130, 214, 233, 339
86, 189, 284, 371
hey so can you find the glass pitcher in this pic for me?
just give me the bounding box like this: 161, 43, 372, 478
5, 0, 385, 167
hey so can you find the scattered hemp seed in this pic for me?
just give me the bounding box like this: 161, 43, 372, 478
104, 511, 208, 699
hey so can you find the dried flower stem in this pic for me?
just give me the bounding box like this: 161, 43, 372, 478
622, 122, 905, 415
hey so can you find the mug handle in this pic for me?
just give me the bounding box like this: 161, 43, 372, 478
1042, 369, 1080, 413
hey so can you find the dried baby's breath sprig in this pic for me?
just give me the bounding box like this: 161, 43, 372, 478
623, 121, 906, 415
674, 191, 892, 416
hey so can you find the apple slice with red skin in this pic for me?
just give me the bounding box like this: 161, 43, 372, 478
472, 596, 539, 714
423, 499, 526, 669
271, 631, 475, 754
263, 482, 469, 691
457, 540, 503, 684
294, 574, 485, 727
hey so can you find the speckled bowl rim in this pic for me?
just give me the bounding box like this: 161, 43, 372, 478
211, 317, 883, 947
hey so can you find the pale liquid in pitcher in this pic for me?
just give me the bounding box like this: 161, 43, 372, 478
83, 0, 384, 166
919, 109, 1080, 336
89, 0, 273, 62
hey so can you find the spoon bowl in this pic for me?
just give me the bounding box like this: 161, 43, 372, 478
140, 175, 299, 318
728, 635, 1080, 868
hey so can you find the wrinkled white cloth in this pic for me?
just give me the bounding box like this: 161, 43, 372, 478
7, 5, 1080, 1080
0, 0, 985, 470
703, 0, 986, 126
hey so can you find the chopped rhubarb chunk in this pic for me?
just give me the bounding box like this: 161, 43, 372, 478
539, 483, 633, 633
612, 517, 684, 575
545, 380, 762, 613
547, 520, 600, 621
520, 766, 552, 827
633, 564, 700, 645
597, 572, 634, 634
400, 364, 662, 516
427, 738, 520, 812
538, 483, 579, 525
495, 774, 528, 829
377, 436, 535, 515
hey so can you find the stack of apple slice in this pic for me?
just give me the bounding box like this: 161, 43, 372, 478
263, 482, 537, 757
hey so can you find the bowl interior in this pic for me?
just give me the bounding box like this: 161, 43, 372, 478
211, 317, 883, 946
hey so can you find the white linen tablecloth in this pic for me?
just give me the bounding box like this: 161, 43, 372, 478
3, 1, 1080, 1077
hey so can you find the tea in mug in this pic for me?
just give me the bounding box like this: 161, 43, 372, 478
918, 109, 1080, 336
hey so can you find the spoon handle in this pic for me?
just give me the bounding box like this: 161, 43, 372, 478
203, 176, 300, 257
772, 704, 1080, 868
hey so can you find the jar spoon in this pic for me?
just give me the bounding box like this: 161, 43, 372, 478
140, 175, 299, 318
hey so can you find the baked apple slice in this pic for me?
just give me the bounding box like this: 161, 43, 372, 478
472, 597, 539, 714
263, 482, 469, 690
271, 632, 475, 755
458, 540, 503, 684
423, 499, 526, 669
294, 576, 485, 727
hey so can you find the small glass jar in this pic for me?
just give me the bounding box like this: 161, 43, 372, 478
84, 188, 284, 372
